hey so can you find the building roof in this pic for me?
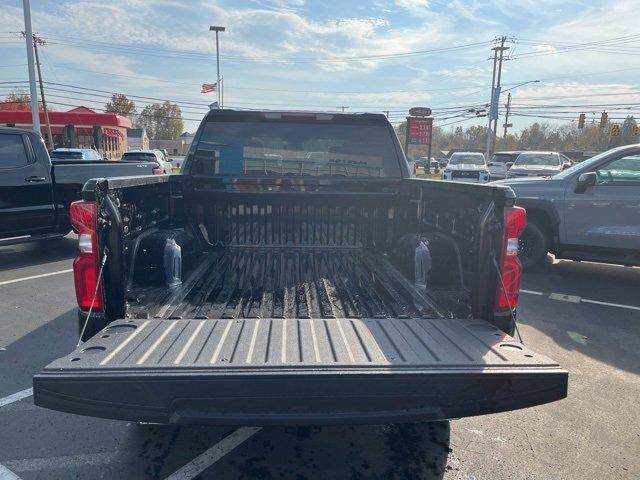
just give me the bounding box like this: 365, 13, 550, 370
67, 106, 97, 113
0, 107, 132, 128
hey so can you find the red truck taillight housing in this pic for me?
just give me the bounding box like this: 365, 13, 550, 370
495, 206, 527, 311
70, 200, 104, 312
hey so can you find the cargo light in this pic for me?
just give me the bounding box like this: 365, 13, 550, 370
495, 206, 527, 311
70, 200, 104, 312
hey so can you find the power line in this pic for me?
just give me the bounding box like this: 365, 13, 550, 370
31, 32, 495, 64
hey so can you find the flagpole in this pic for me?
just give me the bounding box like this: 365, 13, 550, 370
209, 26, 225, 108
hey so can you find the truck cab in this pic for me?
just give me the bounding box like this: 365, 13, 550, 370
0, 127, 160, 245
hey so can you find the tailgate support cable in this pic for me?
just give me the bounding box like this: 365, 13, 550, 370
77, 249, 108, 347
493, 257, 524, 344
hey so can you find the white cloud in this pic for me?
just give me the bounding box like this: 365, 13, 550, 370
394, 0, 430, 18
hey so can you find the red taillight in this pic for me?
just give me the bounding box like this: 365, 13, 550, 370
153, 167, 163, 175
495, 206, 527, 311
70, 200, 104, 312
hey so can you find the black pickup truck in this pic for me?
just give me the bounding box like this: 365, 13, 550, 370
34, 110, 567, 425
0, 127, 160, 245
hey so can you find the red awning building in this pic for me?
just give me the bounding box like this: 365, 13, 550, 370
0, 106, 132, 159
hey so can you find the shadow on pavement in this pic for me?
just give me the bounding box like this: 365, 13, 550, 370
0, 308, 77, 396
0, 234, 77, 273
125, 422, 452, 480
520, 260, 640, 375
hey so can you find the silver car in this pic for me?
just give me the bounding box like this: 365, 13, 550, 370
506, 151, 572, 179
487, 151, 523, 180
442, 152, 490, 183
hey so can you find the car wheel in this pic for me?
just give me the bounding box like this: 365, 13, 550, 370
518, 220, 549, 270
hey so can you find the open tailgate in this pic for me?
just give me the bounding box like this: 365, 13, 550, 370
34, 318, 567, 425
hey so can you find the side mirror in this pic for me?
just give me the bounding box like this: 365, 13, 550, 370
505, 162, 514, 169
562, 162, 572, 170
574, 171, 596, 193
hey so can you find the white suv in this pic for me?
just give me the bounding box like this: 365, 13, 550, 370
442, 152, 490, 183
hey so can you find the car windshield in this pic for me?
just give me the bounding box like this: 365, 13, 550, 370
122, 152, 156, 161
50, 150, 83, 160
190, 119, 401, 177
514, 153, 559, 166
448, 154, 485, 165
491, 153, 518, 164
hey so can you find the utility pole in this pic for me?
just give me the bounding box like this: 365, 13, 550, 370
484, 42, 499, 160
491, 37, 509, 154
485, 37, 509, 159
31, 34, 53, 149
22, 0, 40, 135
502, 92, 512, 140
209, 26, 225, 108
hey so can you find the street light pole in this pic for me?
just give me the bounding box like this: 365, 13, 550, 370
209, 26, 225, 108
22, 0, 40, 135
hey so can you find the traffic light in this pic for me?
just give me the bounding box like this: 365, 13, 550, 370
634, 125, 640, 136
599, 112, 608, 128
610, 123, 621, 136
578, 113, 586, 129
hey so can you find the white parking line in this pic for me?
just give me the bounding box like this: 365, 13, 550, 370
0, 269, 73, 287
549, 293, 581, 303
0, 388, 33, 408
520, 289, 543, 295
164, 427, 262, 480
581, 298, 640, 312
521, 289, 640, 312
0, 463, 22, 480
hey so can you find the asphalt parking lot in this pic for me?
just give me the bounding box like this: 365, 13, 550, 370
0, 234, 638, 480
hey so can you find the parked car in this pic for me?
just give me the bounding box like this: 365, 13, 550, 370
505, 151, 572, 179
0, 127, 163, 245
442, 152, 490, 183
495, 144, 640, 269
122, 149, 172, 174
415, 157, 440, 173
33, 109, 566, 425
488, 151, 523, 180
50, 148, 104, 161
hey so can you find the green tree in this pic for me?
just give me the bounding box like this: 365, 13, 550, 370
105, 93, 136, 117
136, 101, 184, 140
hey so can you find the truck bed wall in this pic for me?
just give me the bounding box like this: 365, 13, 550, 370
187, 178, 412, 249
87, 175, 512, 325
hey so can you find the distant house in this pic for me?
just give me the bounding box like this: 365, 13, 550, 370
149, 133, 193, 157
128, 128, 149, 150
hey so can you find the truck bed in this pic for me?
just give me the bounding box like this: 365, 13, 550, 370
128, 247, 445, 321
35, 247, 567, 425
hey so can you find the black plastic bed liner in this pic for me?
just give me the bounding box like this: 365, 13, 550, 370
128, 247, 446, 320
33, 316, 567, 425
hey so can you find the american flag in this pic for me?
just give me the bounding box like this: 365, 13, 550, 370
201, 83, 217, 94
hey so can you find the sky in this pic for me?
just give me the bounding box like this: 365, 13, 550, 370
1, 0, 639, 133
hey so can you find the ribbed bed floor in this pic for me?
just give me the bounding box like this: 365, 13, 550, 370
127, 247, 443, 320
